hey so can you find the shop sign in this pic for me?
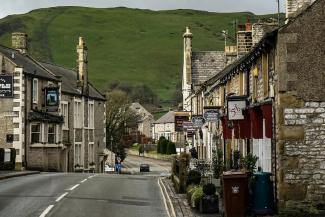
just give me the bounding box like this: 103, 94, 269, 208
191, 115, 205, 127
227, 99, 246, 120
174, 111, 190, 132
203, 106, 220, 122
0, 75, 13, 98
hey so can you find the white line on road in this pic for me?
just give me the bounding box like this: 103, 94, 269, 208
88, 174, 97, 179
55, 192, 68, 202
68, 184, 80, 191
81, 179, 87, 183
39, 205, 54, 217
158, 178, 176, 217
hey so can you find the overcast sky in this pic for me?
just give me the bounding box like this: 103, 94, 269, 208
0, 0, 285, 19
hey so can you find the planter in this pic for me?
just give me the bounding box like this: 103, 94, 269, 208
199, 195, 219, 214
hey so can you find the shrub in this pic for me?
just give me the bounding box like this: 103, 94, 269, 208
186, 170, 201, 186
166, 141, 177, 155
186, 184, 198, 203
242, 153, 259, 173
212, 149, 223, 179
191, 186, 203, 208
157, 136, 165, 153
161, 139, 168, 154
203, 183, 217, 196
138, 144, 145, 154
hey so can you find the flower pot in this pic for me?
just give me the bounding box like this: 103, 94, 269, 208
199, 195, 219, 214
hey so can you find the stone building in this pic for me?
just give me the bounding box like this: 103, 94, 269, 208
130, 102, 153, 139
183, 0, 325, 214
0, 34, 106, 172
152, 111, 176, 143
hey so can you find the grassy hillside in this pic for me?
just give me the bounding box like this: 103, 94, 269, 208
0, 7, 279, 103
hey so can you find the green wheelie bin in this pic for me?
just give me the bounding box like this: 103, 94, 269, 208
252, 172, 274, 215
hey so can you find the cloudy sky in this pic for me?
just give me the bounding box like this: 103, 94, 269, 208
1, 0, 285, 19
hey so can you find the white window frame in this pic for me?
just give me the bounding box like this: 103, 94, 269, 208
74, 99, 83, 129
74, 143, 82, 166
88, 142, 95, 164
61, 101, 69, 130
47, 123, 56, 144
32, 78, 38, 104
88, 101, 94, 129
31, 123, 41, 144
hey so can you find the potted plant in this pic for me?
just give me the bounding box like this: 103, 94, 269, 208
199, 183, 219, 213
191, 185, 203, 209
74, 164, 83, 172
89, 162, 96, 172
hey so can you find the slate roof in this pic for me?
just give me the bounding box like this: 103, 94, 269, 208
130, 102, 153, 121
0, 45, 59, 81
191, 51, 225, 86
40, 62, 106, 101
154, 111, 175, 124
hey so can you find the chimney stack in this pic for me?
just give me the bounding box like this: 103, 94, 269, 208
12, 32, 27, 54
182, 27, 193, 111
76, 37, 88, 93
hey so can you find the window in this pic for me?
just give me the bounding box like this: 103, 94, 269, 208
262, 53, 269, 97
88, 143, 94, 163
74, 100, 83, 128
32, 78, 38, 104
48, 124, 56, 144
6, 134, 13, 143
61, 102, 69, 129
252, 66, 259, 102
31, 123, 41, 143
88, 102, 94, 129
74, 143, 82, 165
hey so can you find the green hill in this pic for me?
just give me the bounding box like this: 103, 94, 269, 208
0, 7, 279, 103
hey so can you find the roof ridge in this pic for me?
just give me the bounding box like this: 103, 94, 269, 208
40, 60, 76, 72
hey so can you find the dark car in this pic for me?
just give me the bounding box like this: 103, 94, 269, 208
140, 163, 150, 172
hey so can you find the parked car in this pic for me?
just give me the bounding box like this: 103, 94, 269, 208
105, 164, 115, 173
140, 163, 150, 172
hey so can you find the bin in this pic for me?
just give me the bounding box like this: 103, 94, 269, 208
222, 172, 248, 217
252, 172, 274, 214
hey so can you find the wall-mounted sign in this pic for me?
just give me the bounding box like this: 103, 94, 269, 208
191, 115, 205, 127
0, 75, 13, 98
174, 111, 190, 132
203, 106, 220, 122
227, 98, 247, 120
45, 87, 59, 112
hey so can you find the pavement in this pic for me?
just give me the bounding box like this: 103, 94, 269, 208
0, 170, 40, 180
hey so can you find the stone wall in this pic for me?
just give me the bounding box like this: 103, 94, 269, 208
278, 101, 325, 212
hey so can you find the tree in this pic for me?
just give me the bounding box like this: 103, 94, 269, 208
166, 141, 177, 155
161, 139, 168, 154
105, 90, 140, 161
157, 136, 166, 154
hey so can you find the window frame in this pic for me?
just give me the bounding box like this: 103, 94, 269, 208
88, 101, 95, 129
32, 78, 38, 104
31, 123, 41, 144
61, 101, 69, 130
74, 143, 82, 166
47, 123, 56, 144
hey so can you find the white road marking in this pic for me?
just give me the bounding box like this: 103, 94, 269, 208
158, 178, 176, 217
88, 174, 97, 179
68, 184, 80, 191
39, 205, 54, 217
55, 192, 68, 202
81, 179, 87, 183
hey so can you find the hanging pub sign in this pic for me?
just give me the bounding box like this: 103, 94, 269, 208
203, 106, 220, 122
227, 96, 247, 120
45, 87, 59, 111
191, 115, 205, 127
0, 75, 13, 98
174, 111, 190, 132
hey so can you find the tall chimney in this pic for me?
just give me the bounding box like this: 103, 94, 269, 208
12, 32, 27, 54
237, 23, 252, 57
286, 0, 315, 20
182, 27, 193, 111
76, 37, 88, 93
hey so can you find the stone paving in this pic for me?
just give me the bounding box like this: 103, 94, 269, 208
161, 177, 221, 217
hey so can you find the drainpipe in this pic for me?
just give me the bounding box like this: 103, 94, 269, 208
24, 74, 28, 169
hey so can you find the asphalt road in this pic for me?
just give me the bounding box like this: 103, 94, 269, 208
0, 156, 171, 217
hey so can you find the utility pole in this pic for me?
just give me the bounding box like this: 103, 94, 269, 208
110, 135, 113, 166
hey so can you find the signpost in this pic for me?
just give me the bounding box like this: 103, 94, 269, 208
0, 75, 13, 98
174, 111, 190, 132
227, 97, 247, 120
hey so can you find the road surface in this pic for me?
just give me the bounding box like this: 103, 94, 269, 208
0, 155, 171, 217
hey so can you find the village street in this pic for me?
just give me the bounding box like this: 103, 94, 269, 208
0, 156, 171, 217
